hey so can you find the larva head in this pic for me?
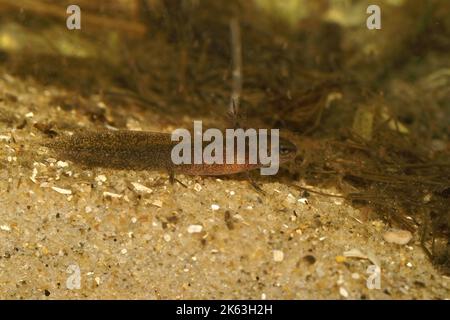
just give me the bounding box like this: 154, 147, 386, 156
278, 136, 298, 163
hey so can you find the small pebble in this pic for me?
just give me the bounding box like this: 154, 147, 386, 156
193, 183, 202, 192
131, 182, 153, 193
163, 234, 171, 242
121, 248, 127, 255
339, 287, 349, 298
316, 267, 325, 278
95, 175, 107, 185
423, 194, 432, 203
298, 197, 309, 204
351, 273, 360, 280
285, 193, 296, 204
0, 224, 11, 232
303, 255, 316, 265
383, 229, 412, 245
41, 246, 49, 255
187, 225, 203, 233
151, 200, 163, 208
273, 250, 284, 262
0, 135, 11, 142
56, 161, 69, 168
211, 204, 220, 211
30, 167, 38, 183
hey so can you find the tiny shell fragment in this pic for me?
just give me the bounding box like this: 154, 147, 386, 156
344, 248, 380, 266
51, 186, 72, 195
103, 191, 122, 199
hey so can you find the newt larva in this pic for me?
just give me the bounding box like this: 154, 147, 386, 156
46, 129, 297, 177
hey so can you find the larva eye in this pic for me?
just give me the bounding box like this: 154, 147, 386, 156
278, 139, 297, 156
280, 145, 291, 155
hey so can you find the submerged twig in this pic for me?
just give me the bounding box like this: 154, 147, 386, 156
229, 17, 242, 116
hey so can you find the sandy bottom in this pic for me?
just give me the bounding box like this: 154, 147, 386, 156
0, 73, 448, 299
